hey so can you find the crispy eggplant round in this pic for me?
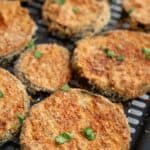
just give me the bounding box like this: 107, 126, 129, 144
0, 1, 36, 66
72, 30, 150, 101
20, 88, 130, 150
42, 0, 110, 39
123, 0, 150, 30
15, 44, 71, 94
0, 68, 30, 145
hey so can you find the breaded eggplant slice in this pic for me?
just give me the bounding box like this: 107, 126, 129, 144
123, 0, 150, 30
72, 30, 150, 101
0, 68, 30, 145
20, 88, 130, 150
0, 1, 36, 66
42, 0, 110, 39
15, 44, 71, 94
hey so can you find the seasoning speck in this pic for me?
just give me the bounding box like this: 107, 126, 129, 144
34, 51, 43, 59
0, 90, 4, 99
116, 55, 125, 62
55, 0, 65, 5
142, 48, 150, 60
83, 127, 96, 141
60, 84, 70, 92
103, 48, 116, 58
27, 38, 36, 49
72, 7, 80, 14
18, 114, 25, 125
128, 8, 134, 15
55, 132, 73, 144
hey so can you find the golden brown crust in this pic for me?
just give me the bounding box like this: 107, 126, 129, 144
0, 68, 30, 144
42, 0, 110, 38
0, 1, 36, 58
123, 0, 150, 27
20, 89, 130, 150
15, 44, 71, 93
72, 30, 150, 101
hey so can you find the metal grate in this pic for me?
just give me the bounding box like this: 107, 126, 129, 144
1, 0, 150, 150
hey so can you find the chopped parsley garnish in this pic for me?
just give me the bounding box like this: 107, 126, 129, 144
18, 114, 25, 125
103, 48, 125, 62
127, 8, 134, 15
142, 48, 150, 60
83, 127, 96, 141
116, 55, 125, 62
111, 0, 117, 3
27, 38, 36, 49
60, 84, 70, 92
0, 90, 4, 99
103, 48, 116, 58
54, 0, 65, 5
55, 132, 73, 144
72, 7, 80, 14
34, 51, 43, 59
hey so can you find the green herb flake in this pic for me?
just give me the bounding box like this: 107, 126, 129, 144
111, 0, 116, 3
83, 127, 96, 141
0, 90, 4, 99
27, 38, 36, 49
34, 51, 43, 59
103, 48, 116, 58
127, 8, 134, 15
60, 84, 70, 92
55, 132, 73, 144
142, 48, 150, 60
116, 55, 125, 62
54, 0, 65, 5
18, 114, 25, 125
72, 7, 80, 14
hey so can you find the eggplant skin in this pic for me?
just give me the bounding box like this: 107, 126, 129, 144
123, 0, 150, 30
42, 0, 110, 39
20, 88, 130, 150
0, 68, 30, 145
13, 67, 39, 95
73, 74, 131, 102
72, 30, 150, 102
0, 46, 26, 68
0, 1, 37, 67
14, 44, 71, 95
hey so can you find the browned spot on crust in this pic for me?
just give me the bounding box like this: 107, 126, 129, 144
20, 89, 130, 150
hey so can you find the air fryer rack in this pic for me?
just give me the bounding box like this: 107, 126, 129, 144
1, 0, 150, 150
